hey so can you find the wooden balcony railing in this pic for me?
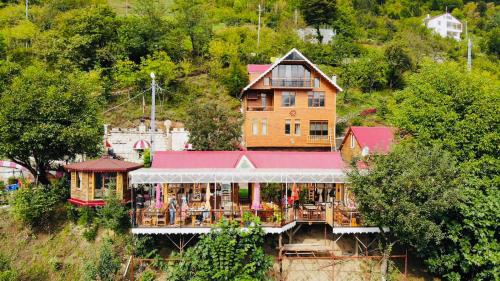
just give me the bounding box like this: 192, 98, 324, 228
132, 208, 295, 228
307, 135, 333, 144
270, 78, 313, 88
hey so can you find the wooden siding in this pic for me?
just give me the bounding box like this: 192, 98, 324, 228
243, 68, 337, 149
340, 132, 362, 162
70, 171, 90, 201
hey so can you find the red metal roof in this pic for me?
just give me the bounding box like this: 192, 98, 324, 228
349, 126, 395, 154
152, 151, 345, 169
64, 157, 143, 172
247, 64, 272, 73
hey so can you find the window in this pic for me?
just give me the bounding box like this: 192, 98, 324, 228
252, 119, 258, 136
281, 92, 296, 107
308, 92, 325, 107
77, 172, 82, 190
272, 65, 310, 79
314, 78, 320, 88
262, 119, 267, 136
350, 134, 356, 148
309, 121, 328, 136
285, 119, 291, 135
263, 78, 270, 86
261, 94, 267, 108
294, 120, 301, 136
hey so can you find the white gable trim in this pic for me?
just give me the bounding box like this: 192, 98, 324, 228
235, 155, 255, 169
241, 48, 343, 95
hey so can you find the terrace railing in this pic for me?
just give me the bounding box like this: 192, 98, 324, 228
133, 207, 294, 228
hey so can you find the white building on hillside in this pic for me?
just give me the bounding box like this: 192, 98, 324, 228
105, 120, 190, 163
297, 27, 336, 44
424, 13, 463, 41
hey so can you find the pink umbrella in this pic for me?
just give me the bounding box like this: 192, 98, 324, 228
155, 184, 162, 209
251, 183, 261, 210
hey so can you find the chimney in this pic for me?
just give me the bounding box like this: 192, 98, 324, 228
332, 75, 337, 84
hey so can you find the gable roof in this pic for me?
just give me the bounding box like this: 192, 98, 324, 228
425, 13, 461, 23
340, 126, 395, 154
241, 48, 343, 95
64, 157, 143, 172
151, 151, 345, 170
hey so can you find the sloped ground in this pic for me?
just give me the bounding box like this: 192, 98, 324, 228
0, 208, 122, 281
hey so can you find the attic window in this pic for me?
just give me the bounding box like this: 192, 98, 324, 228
350, 135, 356, 149
284, 51, 306, 61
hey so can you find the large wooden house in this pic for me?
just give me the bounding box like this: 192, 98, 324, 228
64, 157, 142, 206
240, 49, 342, 150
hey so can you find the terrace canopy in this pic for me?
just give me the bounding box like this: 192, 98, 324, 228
128, 151, 347, 184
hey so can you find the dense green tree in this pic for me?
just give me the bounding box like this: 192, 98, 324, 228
185, 98, 242, 151
46, 4, 119, 70
0, 63, 103, 184
350, 143, 462, 280
342, 50, 389, 92
392, 61, 500, 280
169, 220, 272, 281
384, 41, 414, 88
173, 0, 212, 58
300, 0, 337, 28
222, 59, 248, 97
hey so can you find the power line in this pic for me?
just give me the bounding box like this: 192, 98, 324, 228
103, 87, 150, 114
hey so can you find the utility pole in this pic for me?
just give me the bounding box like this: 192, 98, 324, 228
467, 38, 472, 71
125, 0, 128, 17
466, 21, 472, 71
150, 73, 156, 161
257, 4, 262, 49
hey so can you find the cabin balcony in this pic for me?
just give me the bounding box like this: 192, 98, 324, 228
270, 78, 313, 88
307, 135, 333, 144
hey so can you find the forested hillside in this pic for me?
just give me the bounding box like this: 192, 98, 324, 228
0, 0, 497, 128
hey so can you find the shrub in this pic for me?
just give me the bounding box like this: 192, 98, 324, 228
6, 177, 16, 185
168, 220, 272, 281
66, 203, 79, 224
78, 207, 95, 227
99, 192, 130, 233
84, 239, 121, 281
49, 257, 63, 272
10, 185, 59, 230
0, 181, 4, 190
82, 224, 98, 242
143, 149, 151, 168
140, 270, 156, 281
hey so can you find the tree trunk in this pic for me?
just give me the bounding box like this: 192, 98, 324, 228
36, 165, 51, 185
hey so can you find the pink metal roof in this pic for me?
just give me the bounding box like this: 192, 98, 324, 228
247, 64, 272, 73
350, 126, 395, 153
152, 151, 345, 169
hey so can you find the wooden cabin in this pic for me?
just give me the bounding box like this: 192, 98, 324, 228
64, 157, 142, 206
339, 126, 395, 162
240, 48, 342, 150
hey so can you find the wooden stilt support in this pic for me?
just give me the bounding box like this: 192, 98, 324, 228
279, 234, 283, 281
130, 255, 134, 281
405, 249, 408, 280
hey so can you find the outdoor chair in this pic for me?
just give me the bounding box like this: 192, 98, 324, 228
142, 212, 153, 226
156, 212, 167, 226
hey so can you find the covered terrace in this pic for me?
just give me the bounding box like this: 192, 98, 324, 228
128, 151, 363, 234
